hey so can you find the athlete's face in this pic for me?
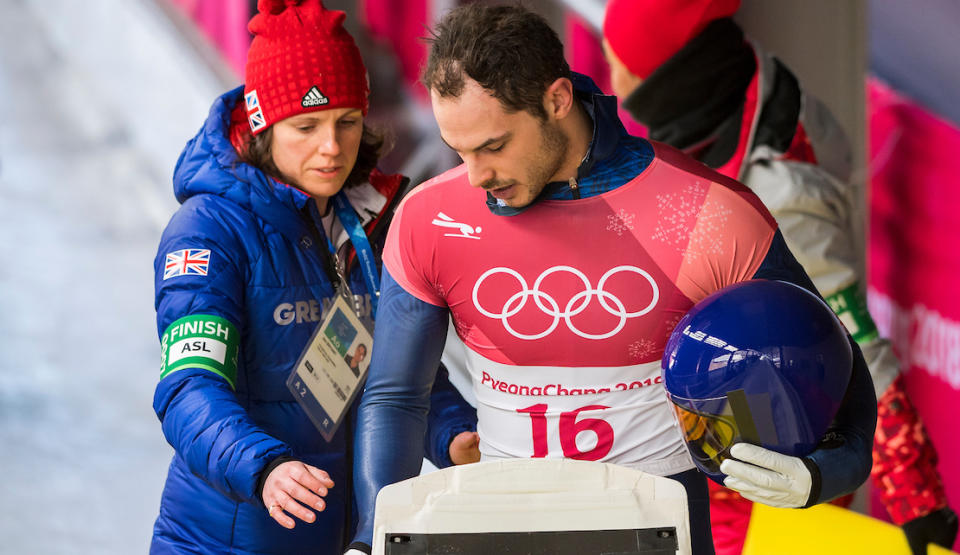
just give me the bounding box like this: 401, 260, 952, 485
431, 78, 568, 208
270, 108, 363, 202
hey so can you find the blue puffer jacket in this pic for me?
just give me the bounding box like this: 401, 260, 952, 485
150, 87, 476, 554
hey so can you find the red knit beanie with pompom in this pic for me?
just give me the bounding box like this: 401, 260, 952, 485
243, 0, 369, 135
603, 0, 740, 80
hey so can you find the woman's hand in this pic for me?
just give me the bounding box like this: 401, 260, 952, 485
449, 431, 481, 465
262, 461, 335, 529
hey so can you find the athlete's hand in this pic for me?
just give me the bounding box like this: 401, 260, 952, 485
449, 431, 481, 465
720, 443, 813, 508
262, 460, 334, 529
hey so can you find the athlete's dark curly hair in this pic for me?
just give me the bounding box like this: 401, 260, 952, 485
422, 3, 571, 120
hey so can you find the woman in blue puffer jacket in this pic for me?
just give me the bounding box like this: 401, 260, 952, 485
150, 1, 478, 553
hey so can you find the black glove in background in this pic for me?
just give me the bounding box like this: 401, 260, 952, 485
902, 507, 958, 555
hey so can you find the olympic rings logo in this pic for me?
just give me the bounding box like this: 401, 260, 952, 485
471, 265, 659, 340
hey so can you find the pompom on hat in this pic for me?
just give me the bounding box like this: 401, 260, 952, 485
603, 0, 740, 80
243, 0, 369, 135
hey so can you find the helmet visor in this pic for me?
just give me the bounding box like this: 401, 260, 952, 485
668, 396, 739, 476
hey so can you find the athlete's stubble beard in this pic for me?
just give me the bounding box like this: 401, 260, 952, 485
530, 118, 569, 196
483, 118, 569, 208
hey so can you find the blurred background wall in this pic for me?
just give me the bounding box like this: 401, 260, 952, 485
0, 0, 231, 552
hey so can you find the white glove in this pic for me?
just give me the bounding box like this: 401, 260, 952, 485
720, 442, 813, 508
344, 549, 368, 555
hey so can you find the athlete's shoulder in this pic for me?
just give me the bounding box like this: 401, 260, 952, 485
648, 140, 753, 195
647, 140, 775, 226
403, 164, 470, 203
392, 164, 484, 225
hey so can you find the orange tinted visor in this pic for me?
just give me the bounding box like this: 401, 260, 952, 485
671, 403, 738, 475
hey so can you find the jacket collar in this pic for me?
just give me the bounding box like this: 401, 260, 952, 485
622, 18, 755, 168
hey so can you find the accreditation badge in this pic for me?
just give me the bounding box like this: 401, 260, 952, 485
286, 295, 373, 442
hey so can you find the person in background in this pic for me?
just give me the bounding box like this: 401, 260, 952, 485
150, 1, 476, 553
601, 1, 958, 553
348, 4, 877, 554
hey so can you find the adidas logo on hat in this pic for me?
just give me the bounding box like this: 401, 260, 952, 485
301, 86, 329, 108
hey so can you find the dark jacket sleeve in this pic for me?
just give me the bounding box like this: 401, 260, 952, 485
353, 268, 450, 547
153, 202, 291, 505
752, 229, 877, 504
425, 364, 478, 468
367, 176, 478, 471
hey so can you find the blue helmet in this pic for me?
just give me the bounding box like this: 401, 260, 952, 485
661, 280, 852, 484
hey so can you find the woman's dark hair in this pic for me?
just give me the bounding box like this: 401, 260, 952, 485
422, 3, 571, 119
241, 123, 386, 188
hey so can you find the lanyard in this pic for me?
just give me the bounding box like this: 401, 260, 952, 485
328, 191, 380, 317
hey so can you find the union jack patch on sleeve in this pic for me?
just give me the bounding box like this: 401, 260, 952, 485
164, 249, 211, 280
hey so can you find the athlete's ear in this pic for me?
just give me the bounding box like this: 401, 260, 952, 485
543, 78, 575, 121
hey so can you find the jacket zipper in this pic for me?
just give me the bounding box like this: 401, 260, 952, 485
568, 177, 581, 199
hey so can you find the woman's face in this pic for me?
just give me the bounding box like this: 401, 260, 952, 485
354, 344, 366, 363
270, 108, 364, 200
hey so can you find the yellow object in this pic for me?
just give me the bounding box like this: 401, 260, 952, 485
742, 502, 958, 555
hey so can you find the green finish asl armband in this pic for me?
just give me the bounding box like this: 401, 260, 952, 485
824, 282, 879, 345
160, 315, 240, 388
